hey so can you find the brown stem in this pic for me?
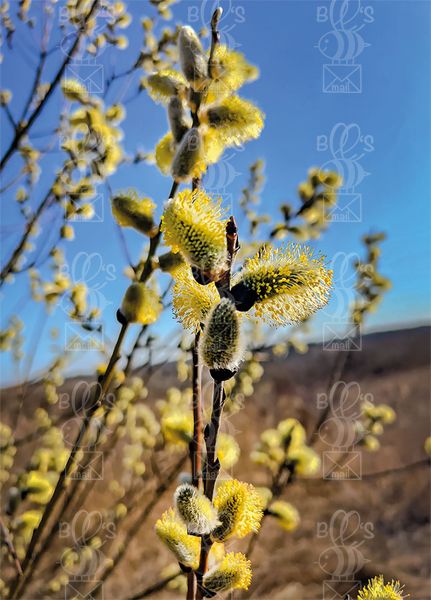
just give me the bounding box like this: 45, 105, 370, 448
0, 188, 55, 286
195, 381, 225, 598
0, 516, 23, 576
128, 570, 182, 600
190, 332, 202, 488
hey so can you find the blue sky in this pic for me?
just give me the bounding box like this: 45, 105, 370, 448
1, 0, 430, 385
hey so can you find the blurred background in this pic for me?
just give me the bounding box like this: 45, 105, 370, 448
0, 1, 430, 599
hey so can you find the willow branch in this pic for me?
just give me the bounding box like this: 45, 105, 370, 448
0, 0, 100, 172
195, 381, 225, 598
127, 570, 183, 600
0, 516, 22, 577
9, 180, 177, 599
190, 332, 203, 488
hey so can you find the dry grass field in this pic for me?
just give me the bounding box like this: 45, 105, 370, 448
2, 326, 430, 600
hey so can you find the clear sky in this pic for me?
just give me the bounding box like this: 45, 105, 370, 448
1, 0, 430, 385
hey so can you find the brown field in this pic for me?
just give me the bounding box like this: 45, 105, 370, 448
1, 325, 430, 600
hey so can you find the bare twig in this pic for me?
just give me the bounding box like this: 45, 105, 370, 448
190, 332, 203, 489
0, 0, 100, 172
0, 516, 23, 576
128, 570, 182, 600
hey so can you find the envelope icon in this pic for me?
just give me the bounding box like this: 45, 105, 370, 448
65, 580, 103, 599
70, 452, 103, 481
323, 580, 359, 600
328, 194, 362, 223
68, 194, 104, 223
323, 451, 362, 480
66, 62, 104, 95
323, 323, 361, 352
323, 64, 362, 94
65, 323, 104, 352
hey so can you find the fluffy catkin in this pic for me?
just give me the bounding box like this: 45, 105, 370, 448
203, 552, 252, 593
211, 479, 264, 541
171, 127, 203, 182
174, 483, 219, 535
177, 26, 208, 89
199, 299, 243, 372
155, 508, 200, 569
161, 189, 227, 275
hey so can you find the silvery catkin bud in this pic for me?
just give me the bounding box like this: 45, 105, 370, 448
200, 299, 243, 380
174, 483, 219, 535
178, 25, 208, 89
168, 97, 191, 143
171, 127, 202, 182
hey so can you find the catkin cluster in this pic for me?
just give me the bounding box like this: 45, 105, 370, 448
157, 479, 263, 593
145, 23, 264, 183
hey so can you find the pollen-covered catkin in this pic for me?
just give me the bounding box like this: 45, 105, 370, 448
155, 508, 200, 569
168, 97, 190, 143
199, 299, 243, 374
231, 243, 333, 325
177, 26, 208, 89
161, 189, 227, 276
211, 479, 264, 541
174, 483, 219, 535
203, 552, 252, 593
171, 127, 202, 182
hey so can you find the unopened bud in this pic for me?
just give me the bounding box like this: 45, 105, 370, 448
168, 96, 191, 143
178, 25, 208, 89
199, 299, 243, 376
174, 483, 219, 535
171, 127, 202, 182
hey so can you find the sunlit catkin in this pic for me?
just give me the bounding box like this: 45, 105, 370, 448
357, 575, 405, 600
177, 25, 208, 89
201, 96, 264, 147
144, 69, 187, 104
174, 483, 219, 535
161, 189, 227, 276
172, 266, 219, 331
231, 243, 333, 325
211, 479, 263, 541
199, 299, 243, 376
203, 552, 252, 593
155, 508, 200, 569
